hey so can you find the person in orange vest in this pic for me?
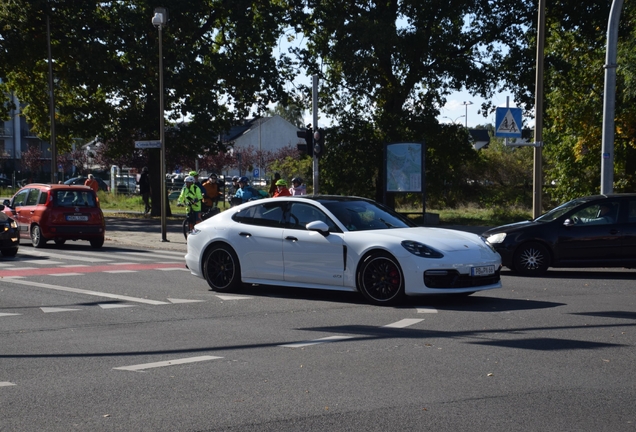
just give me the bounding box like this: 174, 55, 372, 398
84, 174, 99, 193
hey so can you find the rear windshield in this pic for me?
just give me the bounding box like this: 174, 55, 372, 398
54, 190, 97, 207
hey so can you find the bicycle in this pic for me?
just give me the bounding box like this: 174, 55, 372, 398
181, 201, 220, 240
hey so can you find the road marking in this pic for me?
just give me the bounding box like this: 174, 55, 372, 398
0, 262, 183, 278
103, 270, 138, 274
113, 355, 222, 372
383, 319, 424, 328
0, 313, 22, 317
280, 335, 355, 348
21, 260, 65, 265
59, 265, 90, 268
51, 273, 84, 276
21, 250, 112, 263
0, 263, 15, 267
0, 382, 16, 387
108, 262, 141, 266
167, 298, 206, 304
416, 308, 438, 314
0, 279, 170, 305
158, 268, 190, 271
41, 307, 81, 313
99, 304, 136, 309
216, 295, 253, 300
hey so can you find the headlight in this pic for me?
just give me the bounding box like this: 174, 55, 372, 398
10, 220, 18, 229
486, 233, 506, 244
401, 240, 444, 258
189, 227, 201, 236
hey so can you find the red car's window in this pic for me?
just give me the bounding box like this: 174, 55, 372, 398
54, 190, 97, 207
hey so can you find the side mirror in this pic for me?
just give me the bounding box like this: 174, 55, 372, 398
306, 220, 330, 236
2, 199, 10, 207
563, 218, 574, 227
0, 204, 4, 211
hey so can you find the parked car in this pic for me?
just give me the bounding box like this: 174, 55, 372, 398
0, 207, 19, 257
113, 175, 138, 195
482, 194, 636, 275
185, 196, 502, 305
2, 183, 106, 248
64, 176, 110, 192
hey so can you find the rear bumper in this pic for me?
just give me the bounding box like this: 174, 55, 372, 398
42, 225, 105, 240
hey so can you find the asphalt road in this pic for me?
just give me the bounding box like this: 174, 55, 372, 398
1, 242, 635, 431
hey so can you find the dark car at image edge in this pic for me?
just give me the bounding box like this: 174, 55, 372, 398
481, 193, 636, 275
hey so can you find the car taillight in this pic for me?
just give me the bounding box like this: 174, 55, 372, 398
46, 192, 54, 206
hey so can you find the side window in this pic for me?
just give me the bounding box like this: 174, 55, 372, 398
38, 190, 48, 205
25, 189, 41, 206
571, 201, 619, 225
288, 203, 336, 231
628, 200, 636, 223
12, 189, 30, 207
232, 202, 285, 228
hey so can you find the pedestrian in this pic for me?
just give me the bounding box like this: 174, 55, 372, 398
84, 174, 99, 193
268, 172, 281, 196
273, 179, 291, 197
138, 166, 151, 214
202, 173, 223, 208
290, 177, 306, 196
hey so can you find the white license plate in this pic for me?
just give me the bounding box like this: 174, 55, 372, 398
471, 265, 495, 276
66, 215, 88, 221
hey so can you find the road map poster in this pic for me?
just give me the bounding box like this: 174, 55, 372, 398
385, 142, 424, 192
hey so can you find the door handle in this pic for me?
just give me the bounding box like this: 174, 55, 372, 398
239, 232, 252, 237
285, 236, 298, 242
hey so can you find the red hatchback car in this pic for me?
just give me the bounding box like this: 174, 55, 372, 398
2, 183, 106, 248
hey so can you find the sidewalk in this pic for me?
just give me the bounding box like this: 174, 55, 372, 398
104, 216, 187, 252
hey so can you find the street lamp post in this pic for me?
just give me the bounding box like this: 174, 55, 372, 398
152, 8, 168, 241
462, 101, 473, 128
443, 115, 465, 125
46, 10, 57, 184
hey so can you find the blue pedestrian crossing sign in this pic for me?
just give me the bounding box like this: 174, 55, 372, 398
495, 107, 522, 138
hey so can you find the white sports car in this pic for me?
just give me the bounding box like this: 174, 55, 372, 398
185, 196, 502, 305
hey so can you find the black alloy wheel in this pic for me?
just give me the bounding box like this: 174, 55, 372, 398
203, 244, 241, 292
357, 252, 405, 305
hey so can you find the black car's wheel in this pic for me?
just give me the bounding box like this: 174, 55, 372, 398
513, 242, 550, 276
357, 252, 404, 306
31, 225, 47, 248
203, 244, 241, 292
54, 239, 66, 246
1, 247, 18, 257
90, 237, 104, 248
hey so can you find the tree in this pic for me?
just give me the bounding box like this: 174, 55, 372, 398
289, 0, 534, 203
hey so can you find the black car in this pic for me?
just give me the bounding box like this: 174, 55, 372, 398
482, 194, 636, 275
64, 176, 110, 192
0, 205, 19, 257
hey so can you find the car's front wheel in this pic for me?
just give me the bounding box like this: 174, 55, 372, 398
31, 225, 47, 248
357, 252, 404, 306
203, 244, 241, 292
513, 242, 550, 276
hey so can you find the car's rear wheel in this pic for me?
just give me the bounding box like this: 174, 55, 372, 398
90, 237, 105, 248
54, 239, 66, 246
31, 225, 47, 248
1, 247, 18, 257
513, 242, 550, 276
203, 243, 241, 292
357, 252, 404, 306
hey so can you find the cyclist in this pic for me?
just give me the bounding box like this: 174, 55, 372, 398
202, 173, 223, 208
177, 176, 203, 230
290, 177, 306, 196
234, 176, 263, 203
273, 179, 291, 197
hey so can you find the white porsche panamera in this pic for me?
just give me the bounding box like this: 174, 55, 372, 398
185, 196, 502, 305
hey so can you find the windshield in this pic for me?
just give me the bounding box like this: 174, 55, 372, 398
535, 197, 596, 222
321, 199, 415, 231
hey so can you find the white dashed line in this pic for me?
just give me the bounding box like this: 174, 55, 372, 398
0, 313, 22, 317
99, 304, 136, 309
280, 335, 355, 348
383, 319, 424, 328
416, 308, 438, 314
103, 270, 138, 274
216, 295, 253, 300
0, 279, 170, 305
51, 273, 84, 277
40, 307, 81, 313
0, 382, 17, 387
167, 298, 206, 304
113, 355, 223, 372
